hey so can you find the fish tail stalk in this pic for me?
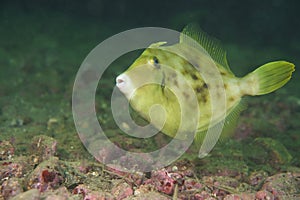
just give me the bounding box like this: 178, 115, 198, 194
241, 61, 295, 96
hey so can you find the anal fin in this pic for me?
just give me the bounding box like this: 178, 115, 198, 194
194, 99, 246, 158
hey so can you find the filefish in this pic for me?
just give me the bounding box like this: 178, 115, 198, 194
115, 24, 295, 153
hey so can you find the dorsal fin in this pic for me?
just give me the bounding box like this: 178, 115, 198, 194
149, 41, 167, 48
180, 23, 232, 73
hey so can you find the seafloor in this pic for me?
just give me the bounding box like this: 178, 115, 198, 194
0, 1, 299, 200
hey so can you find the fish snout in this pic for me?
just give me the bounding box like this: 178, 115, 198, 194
116, 74, 126, 87
116, 74, 134, 99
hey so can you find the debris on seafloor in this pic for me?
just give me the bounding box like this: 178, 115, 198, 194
1, 135, 300, 200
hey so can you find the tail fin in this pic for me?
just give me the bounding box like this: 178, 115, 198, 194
242, 61, 295, 95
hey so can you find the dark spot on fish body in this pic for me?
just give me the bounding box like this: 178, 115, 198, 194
220, 71, 226, 76
170, 72, 177, 78
216, 84, 223, 89
182, 91, 190, 100
229, 97, 235, 102
196, 86, 203, 93
194, 81, 208, 94
195, 84, 209, 104
191, 74, 198, 80
165, 72, 179, 88
194, 63, 201, 70
181, 69, 188, 76
224, 83, 228, 89
173, 79, 178, 87
199, 94, 208, 103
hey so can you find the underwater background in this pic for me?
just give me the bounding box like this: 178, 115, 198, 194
0, 0, 299, 199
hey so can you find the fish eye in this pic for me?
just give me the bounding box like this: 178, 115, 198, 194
153, 56, 159, 65
149, 56, 160, 69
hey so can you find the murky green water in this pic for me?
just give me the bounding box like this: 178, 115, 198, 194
0, 1, 299, 198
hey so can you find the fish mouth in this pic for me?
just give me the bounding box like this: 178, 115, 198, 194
116, 73, 134, 99
116, 75, 125, 86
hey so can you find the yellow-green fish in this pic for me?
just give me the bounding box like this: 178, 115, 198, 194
116, 24, 295, 154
